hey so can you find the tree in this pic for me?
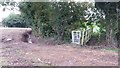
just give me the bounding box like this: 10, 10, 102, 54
19, 2, 94, 42
2, 13, 31, 27
49, 2, 89, 41
95, 2, 120, 45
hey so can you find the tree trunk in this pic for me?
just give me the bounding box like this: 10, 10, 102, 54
105, 20, 117, 46
106, 28, 113, 45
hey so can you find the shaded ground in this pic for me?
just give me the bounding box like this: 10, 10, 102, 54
0, 27, 118, 66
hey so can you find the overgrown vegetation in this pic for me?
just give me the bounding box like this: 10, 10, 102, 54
2, 13, 32, 27
19, 2, 96, 42
95, 2, 120, 45
1, 2, 120, 46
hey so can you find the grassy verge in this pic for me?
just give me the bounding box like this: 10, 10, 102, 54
102, 48, 120, 52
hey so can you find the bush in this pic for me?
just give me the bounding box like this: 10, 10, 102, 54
2, 13, 32, 28
19, 2, 94, 42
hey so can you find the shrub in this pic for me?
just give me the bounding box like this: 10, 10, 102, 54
2, 13, 32, 28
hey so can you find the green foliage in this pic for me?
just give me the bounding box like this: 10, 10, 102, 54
2, 13, 31, 27
19, 2, 99, 42
95, 2, 120, 44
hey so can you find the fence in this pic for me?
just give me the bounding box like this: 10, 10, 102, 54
72, 28, 92, 45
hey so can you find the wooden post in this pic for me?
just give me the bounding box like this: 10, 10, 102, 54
81, 29, 85, 45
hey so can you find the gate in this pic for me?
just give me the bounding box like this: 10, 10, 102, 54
72, 28, 92, 45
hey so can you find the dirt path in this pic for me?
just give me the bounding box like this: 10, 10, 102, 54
0, 28, 118, 66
